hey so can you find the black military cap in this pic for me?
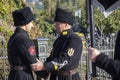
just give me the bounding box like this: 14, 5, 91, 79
12, 7, 34, 26
54, 8, 75, 25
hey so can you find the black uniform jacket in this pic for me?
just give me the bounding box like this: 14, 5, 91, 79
113, 30, 120, 80
7, 28, 37, 80
114, 30, 120, 60
95, 53, 120, 79
45, 29, 82, 71
43, 29, 82, 80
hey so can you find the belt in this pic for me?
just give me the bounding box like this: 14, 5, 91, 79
10, 65, 29, 70
54, 69, 78, 76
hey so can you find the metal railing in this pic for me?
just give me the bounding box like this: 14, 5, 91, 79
0, 34, 116, 80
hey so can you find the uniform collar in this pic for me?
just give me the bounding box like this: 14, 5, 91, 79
15, 27, 29, 36
61, 29, 74, 37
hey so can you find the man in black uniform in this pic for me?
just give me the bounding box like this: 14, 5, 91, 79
113, 30, 120, 80
7, 7, 43, 80
89, 47, 120, 79
114, 31, 120, 61
31, 8, 83, 80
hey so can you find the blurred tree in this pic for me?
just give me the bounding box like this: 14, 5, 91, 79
94, 8, 120, 35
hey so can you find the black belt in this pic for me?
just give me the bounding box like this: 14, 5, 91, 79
10, 65, 29, 70
54, 69, 78, 76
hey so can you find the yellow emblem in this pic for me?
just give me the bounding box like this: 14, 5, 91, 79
67, 48, 74, 56
62, 31, 68, 35
54, 65, 58, 70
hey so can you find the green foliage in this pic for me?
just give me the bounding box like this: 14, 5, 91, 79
0, 0, 120, 44
0, 1, 10, 21
0, 0, 25, 22
94, 8, 120, 35
0, 0, 120, 41
0, 0, 26, 50
0, 0, 120, 79
42, 0, 57, 21
33, 8, 55, 38
0, 21, 13, 48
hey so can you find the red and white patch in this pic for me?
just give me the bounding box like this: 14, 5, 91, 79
29, 46, 36, 55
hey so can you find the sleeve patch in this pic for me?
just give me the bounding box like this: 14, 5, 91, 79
29, 46, 36, 55
67, 48, 74, 56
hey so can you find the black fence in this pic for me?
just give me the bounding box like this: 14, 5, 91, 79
0, 33, 116, 80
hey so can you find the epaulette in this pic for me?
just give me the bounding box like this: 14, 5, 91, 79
62, 31, 68, 35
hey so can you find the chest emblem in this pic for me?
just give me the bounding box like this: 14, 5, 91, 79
67, 48, 74, 56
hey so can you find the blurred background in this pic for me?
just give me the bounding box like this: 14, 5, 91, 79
0, 0, 120, 80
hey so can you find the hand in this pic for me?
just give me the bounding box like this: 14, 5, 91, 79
88, 47, 101, 62
30, 58, 45, 71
